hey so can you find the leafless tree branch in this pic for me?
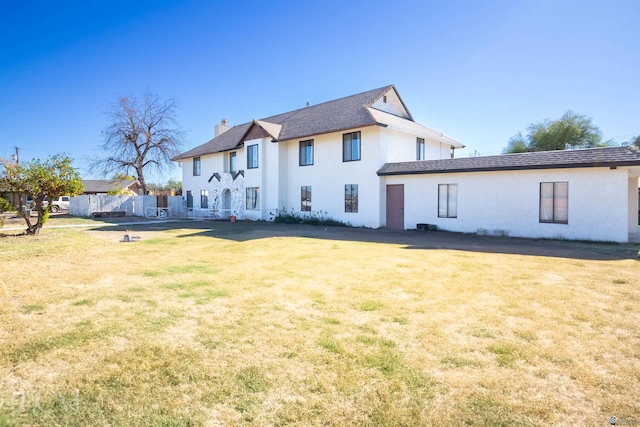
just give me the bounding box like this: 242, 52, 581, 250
89, 89, 186, 194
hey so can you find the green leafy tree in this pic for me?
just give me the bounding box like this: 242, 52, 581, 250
113, 173, 136, 181
504, 111, 607, 153
0, 154, 83, 234
147, 178, 182, 194
91, 90, 186, 194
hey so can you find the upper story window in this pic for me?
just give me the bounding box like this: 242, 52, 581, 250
247, 145, 258, 169
193, 157, 201, 176
438, 184, 458, 218
299, 140, 314, 166
343, 131, 361, 162
229, 152, 237, 173
416, 138, 425, 160
540, 182, 568, 224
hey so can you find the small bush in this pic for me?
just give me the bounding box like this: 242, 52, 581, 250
0, 197, 15, 213
274, 208, 349, 227
41, 206, 49, 227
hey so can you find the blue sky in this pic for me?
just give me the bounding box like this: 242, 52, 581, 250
1, 0, 638, 183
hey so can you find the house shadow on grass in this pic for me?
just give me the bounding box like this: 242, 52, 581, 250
87, 219, 640, 262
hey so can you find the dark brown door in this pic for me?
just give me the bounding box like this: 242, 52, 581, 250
386, 184, 404, 229
157, 194, 168, 208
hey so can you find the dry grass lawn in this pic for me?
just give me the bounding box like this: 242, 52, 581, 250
1, 217, 639, 426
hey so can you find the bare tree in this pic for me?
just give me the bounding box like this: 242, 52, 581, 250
91, 90, 186, 194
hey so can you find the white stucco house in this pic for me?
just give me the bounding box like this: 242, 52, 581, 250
173, 85, 640, 243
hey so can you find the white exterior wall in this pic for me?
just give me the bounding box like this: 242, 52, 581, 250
181, 155, 224, 199
181, 151, 248, 218
384, 167, 632, 242
180, 123, 458, 227
628, 177, 639, 241
239, 138, 279, 220
263, 137, 279, 220
370, 92, 411, 118
280, 127, 382, 228
379, 127, 452, 163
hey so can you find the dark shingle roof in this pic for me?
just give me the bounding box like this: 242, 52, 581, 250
377, 146, 640, 176
173, 85, 405, 161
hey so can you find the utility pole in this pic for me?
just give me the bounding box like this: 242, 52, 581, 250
13, 146, 19, 164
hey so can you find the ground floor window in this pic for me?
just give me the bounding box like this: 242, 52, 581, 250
438, 184, 457, 218
186, 190, 193, 209
345, 184, 358, 213
301, 186, 311, 211
246, 187, 260, 210
540, 182, 568, 223
200, 190, 208, 208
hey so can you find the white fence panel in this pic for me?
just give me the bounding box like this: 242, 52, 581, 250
69, 195, 90, 217
168, 196, 185, 217
70, 195, 186, 218
90, 195, 133, 215
136, 196, 156, 216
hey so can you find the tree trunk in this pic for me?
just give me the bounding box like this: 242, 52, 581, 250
24, 197, 46, 235
16, 194, 36, 234
137, 166, 148, 195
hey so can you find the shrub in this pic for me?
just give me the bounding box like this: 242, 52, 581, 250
40, 206, 49, 227
0, 197, 14, 213
274, 208, 349, 227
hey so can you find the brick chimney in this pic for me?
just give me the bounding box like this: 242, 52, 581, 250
215, 119, 230, 137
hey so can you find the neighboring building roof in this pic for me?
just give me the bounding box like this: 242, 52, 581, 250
82, 179, 141, 193
377, 146, 640, 176
172, 85, 462, 161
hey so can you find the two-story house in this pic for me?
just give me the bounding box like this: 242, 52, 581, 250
173, 85, 640, 242
172, 85, 463, 228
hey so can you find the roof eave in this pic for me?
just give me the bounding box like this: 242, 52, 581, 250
275, 122, 381, 143
377, 161, 640, 176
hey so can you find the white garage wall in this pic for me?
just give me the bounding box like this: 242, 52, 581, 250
383, 167, 631, 242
